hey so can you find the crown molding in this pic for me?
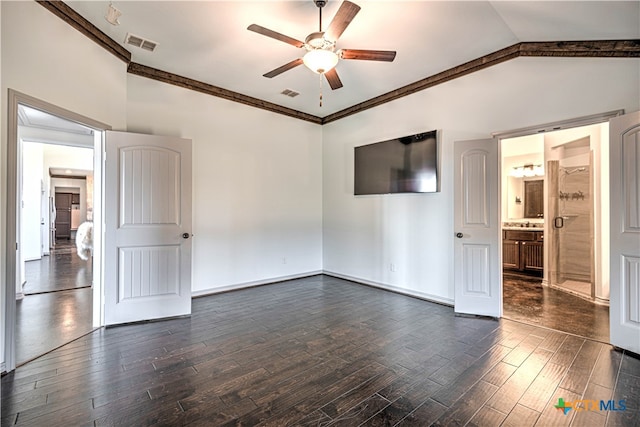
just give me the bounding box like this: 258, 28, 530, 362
518, 40, 640, 58
322, 43, 521, 124
37, 2, 639, 126
127, 63, 323, 124
322, 40, 640, 124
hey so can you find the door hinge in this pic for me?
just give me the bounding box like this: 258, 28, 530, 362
16, 242, 19, 250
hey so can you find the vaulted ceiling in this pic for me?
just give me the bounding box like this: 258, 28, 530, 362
45, 1, 640, 122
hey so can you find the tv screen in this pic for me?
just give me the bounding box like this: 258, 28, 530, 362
354, 130, 439, 195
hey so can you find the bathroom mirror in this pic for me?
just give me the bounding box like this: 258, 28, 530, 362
524, 180, 543, 218
507, 177, 543, 219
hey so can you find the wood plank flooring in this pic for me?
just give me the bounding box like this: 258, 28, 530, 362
24, 240, 92, 294
16, 243, 93, 364
502, 273, 609, 342
15, 287, 93, 364
2, 275, 639, 426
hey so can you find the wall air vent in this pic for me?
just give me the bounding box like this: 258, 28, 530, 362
125, 33, 158, 52
281, 89, 300, 98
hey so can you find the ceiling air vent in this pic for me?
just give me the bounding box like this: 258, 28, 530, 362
281, 89, 300, 98
125, 33, 158, 52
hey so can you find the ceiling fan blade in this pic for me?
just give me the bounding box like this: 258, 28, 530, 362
324, 68, 343, 90
263, 58, 304, 78
247, 24, 305, 48
340, 49, 397, 62
324, 1, 361, 41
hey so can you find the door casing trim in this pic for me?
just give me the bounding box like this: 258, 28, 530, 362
4, 89, 111, 372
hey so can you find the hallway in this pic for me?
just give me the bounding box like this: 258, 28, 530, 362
503, 273, 609, 343
16, 242, 93, 364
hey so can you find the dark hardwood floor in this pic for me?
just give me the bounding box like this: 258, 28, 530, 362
503, 273, 610, 343
2, 275, 639, 426
23, 243, 92, 294
16, 243, 93, 364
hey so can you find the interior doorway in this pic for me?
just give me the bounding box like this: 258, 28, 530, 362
500, 122, 610, 342
18, 135, 96, 364
4, 90, 109, 371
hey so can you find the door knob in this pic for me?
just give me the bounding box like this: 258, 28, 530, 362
182, 233, 191, 239
456, 232, 463, 238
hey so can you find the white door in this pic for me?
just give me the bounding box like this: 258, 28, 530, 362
104, 131, 192, 325
609, 111, 640, 354
454, 138, 501, 317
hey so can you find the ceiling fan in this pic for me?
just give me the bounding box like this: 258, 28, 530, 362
247, 0, 396, 91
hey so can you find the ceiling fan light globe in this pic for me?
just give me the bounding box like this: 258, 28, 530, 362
303, 49, 339, 74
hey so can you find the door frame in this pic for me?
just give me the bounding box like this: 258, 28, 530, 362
491, 109, 623, 322
4, 89, 111, 371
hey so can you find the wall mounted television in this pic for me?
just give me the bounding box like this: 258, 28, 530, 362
354, 130, 440, 195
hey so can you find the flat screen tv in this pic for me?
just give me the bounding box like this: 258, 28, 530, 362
354, 130, 439, 195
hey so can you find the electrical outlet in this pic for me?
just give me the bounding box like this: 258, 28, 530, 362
390, 263, 396, 272
282, 257, 287, 264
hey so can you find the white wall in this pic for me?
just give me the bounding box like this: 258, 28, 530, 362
126, 75, 324, 294
322, 57, 640, 304
1, 1, 128, 370
20, 141, 44, 262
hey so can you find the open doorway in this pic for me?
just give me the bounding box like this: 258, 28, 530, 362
500, 123, 610, 342
5, 90, 108, 371
18, 132, 96, 363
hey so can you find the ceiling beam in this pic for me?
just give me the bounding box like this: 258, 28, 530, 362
127, 63, 323, 125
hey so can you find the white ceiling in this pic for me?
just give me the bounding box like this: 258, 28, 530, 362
18, 105, 93, 135
49, 167, 93, 177
60, 1, 640, 117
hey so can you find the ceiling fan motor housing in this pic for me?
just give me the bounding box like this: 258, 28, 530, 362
305, 32, 334, 49
314, 0, 327, 8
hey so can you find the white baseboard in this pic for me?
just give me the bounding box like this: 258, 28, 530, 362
323, 271, 454, 307
191, 270, 323, 298
1, 362, 5, 374
191, 270, 454, 307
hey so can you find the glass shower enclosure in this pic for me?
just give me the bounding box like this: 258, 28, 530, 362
547, 157, 594, 298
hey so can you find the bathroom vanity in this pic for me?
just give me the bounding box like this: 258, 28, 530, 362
502, 227, 543, 275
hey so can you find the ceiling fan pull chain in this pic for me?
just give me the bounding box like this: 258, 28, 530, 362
319, 73, 323, 107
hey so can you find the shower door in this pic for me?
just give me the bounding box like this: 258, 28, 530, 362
548, 157, 594, 298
